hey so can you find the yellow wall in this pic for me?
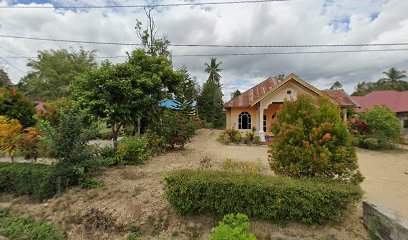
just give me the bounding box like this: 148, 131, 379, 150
229, 107, 258, 131
260, 80, 318, 110
227, 79, 321, 134
263, 104, 283, 133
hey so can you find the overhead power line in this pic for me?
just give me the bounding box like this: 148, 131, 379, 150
1, 34, 408, 48
0, 0, 288, 9
3, 48, 408, 59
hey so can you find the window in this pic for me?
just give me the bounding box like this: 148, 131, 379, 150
238, 112, 251, 129
404, 119, 408, 128
263, 115, 266, 132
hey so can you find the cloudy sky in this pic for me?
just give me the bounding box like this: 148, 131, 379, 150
0, 0, 408, 99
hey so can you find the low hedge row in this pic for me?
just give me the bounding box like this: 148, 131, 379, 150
0, 162, 79, 201
164, 169, 363, 224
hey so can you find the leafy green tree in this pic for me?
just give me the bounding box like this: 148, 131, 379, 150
39, 106, 96, 165
197, 81, 224, 128
0, 87, 36, 127
360, 106, 401, 148
352, 67, 408, 96
269, 95, 362, 184
176, 67, 199, 102
330, 81, 342, 90
21, 48, 97, 101
71, 49, 182, 147
205, 58, 223, 85
231, 89, 241, 99
0, 69, 12, 87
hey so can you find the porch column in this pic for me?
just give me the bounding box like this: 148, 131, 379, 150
343, 109, 347, 122
258, 108, 265, 142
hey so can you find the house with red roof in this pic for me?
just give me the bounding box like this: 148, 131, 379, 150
352, 90, 408, 135
224, 73, 358, 142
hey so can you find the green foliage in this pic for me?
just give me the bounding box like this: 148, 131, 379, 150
36, 97, 72, 128
176, 67, 200, 102
17, 127, 43, 161
359, 106, 401, 148
210, 213, 256, 240
148, 110, 202, 148
117, 136, 148, 164
71, 49, 182, 146
205, 57, 223, 84
20, 48, 97, 101
231, 89, 242, 99
0, 68, 12, 87
0, 86, 36, 127
0, 162, 80, 200
126, 226, 143, 240
197, 80, 225, 129
269, 95, 362, 184
164, 169, 363, 224
352, 67, 408, 96
218, 126, 242, 144
0, 209, 65, 240
39, 107, 96, 165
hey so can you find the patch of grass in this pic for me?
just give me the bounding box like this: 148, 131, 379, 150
126, 226, 143, 240
0, 208, 65, 240
80, 178, 105, 189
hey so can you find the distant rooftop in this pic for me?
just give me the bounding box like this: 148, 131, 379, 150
352, 90, 408, 113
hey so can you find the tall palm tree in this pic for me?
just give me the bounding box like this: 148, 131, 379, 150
380, 67, 407, 82
205, 58, 223, 84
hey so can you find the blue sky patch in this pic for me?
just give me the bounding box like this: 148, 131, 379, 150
330, 16, 350, 32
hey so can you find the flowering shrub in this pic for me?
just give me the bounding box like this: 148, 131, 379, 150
268, 95, 363, 184
150, 110, 203, 149
0, 116, 22, 162
348, 106, 401, 149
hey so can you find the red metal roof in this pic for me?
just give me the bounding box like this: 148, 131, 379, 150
321, 89, 359, 108
352, 90, 408, 113
224, 77, 357, 108
224, 77, 279, 108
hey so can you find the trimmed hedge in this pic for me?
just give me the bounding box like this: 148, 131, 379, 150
164, 170, 363, 224
0, 162, 79, 200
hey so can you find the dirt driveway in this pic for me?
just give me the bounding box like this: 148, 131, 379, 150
2, 129, 407, 239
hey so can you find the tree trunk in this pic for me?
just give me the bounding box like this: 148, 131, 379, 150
112, 122, 122, 148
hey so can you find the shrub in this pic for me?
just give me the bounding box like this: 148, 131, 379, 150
36, 97, 72, 128
17, 127, 43, 162
164, 169, 363, 224
210, 213, 256, 240
117, 136, 148, 164
0, 86, 36, 127
39, 107, 96, 165
245, 127, 257, 143
0, 209, 65, 240
218, 126, 241, 144
359, 106, 401, 149
0, 116, 22, 162
0, 162, 80, 200
269, 95, 362, 184
149, 110, 202, 148
199, 156, 213, 169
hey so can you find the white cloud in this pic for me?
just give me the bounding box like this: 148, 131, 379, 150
0, 0, 407, 100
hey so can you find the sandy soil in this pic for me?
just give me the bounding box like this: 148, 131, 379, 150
2, 129, 399, 239
358, 147, 408, 218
